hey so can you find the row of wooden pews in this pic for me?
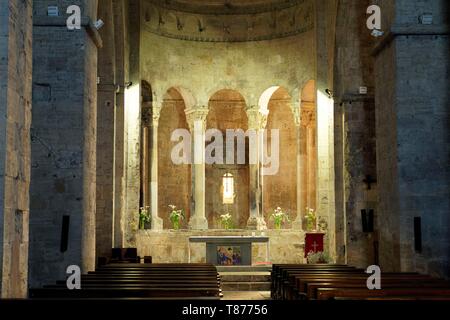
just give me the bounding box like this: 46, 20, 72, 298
272, 264, 450, 300
30, 263, 222, 300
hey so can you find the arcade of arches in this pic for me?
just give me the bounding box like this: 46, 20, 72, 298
0, 0, 449, 298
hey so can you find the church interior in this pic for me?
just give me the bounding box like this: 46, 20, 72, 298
0, 0, 449, 303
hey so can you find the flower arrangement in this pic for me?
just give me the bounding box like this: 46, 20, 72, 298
138, 206, 151, 230
220, 213, 233, 230
169, 205, 185, 230
306, 251, 331, 264
305, 207, 317, 231
270, 207, 290, 230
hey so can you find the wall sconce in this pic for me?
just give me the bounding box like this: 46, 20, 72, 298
359, 86, 368, 95
94, 19, 105, 30
325, 89, 333, 99
47, 6, 59, 16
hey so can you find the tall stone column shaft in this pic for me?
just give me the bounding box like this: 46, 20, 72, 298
150, 105, 163, 230
246, 107, 267, 230
292, 117, 304, 230
306, 125, 315, 208
185, 106, 209, 230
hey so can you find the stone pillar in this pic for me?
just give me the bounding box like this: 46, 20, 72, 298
185, 106, 209, 230
149, 104, 163, 230
141, 103, 152, 208
245, 107, 267, 230
29, 2, 98, 287
305, 114, 316, 208
0, 0, 32, 298
292, 109, 304, 230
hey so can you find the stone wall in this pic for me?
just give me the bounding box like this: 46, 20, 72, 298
141, 30, 315, 106
333, 0, 377, 268
374, 0, 450, 277
0, 0, 33, 298
29, 1, 98, 287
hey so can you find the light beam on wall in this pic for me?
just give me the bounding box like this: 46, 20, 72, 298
259, 86, 280, 114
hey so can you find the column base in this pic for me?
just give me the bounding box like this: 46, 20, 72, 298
189, 216, 208, 230
292, 217, 304, 231
247, 216, 267, 230
151, 216, 163, 230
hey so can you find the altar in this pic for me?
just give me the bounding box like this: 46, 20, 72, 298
188, 236, 270, 266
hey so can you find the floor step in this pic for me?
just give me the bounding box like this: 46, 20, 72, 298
220, 272, 271, 282
221, 281, 271, 291
217, 266, 272, 272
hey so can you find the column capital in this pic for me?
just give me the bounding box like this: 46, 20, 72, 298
185, 106, 209, 130
301, 106, 316, 128
246, 106, 269, 130
152, 105, 162, 126
292, 107, 301, 127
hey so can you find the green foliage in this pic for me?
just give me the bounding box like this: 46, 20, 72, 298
270, 207, 289, 229
169, 205, 185, 230
305, 207, 316, 231
220, 213, 233, 230
138, 206, 151, 230
307, 251, 331, 264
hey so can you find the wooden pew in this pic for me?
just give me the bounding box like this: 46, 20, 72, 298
307, 280, 450, 300
276, 266, 361, 300
294, 273, 431, 299
30, 263, 221, 300
317, 287, 450, 300
271, 264, 450, 301
271, 264, 354, 299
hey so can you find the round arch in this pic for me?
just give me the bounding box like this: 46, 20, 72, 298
263, 86, 297, 227
205, 89, 249, 229
157, 87, 192, 229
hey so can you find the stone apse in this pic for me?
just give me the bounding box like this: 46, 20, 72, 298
116, 0, 337, 264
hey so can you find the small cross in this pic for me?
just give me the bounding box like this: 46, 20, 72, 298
363, 175, 377, 190
312, 241, 319, 252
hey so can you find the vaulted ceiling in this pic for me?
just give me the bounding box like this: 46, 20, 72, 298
144, 0, 314, 42
148, 0, 303, 14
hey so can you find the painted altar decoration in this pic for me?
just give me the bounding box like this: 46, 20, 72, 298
217, 246, 242, 265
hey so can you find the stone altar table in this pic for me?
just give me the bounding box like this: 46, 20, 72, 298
188, 236, 270, 266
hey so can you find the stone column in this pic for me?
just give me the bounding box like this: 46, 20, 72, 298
141, 103, 152, 207
306, 124, 315, 208
150, 104, 163, 230
185, 106, 209, 230
245, 107, 267, 230
292, 109, 304, 230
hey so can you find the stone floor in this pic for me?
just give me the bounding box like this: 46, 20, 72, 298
222, 291, 272, 300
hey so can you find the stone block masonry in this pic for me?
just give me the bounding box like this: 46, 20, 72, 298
0, 0, 33, 298
374, 0, 450, 278
28, 1, 99, 287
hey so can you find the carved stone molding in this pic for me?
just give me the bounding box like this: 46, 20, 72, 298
185, 106, 209, 130
152, 106, 162, 126
246, 106, 269, 130
143, 0, 314, 42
